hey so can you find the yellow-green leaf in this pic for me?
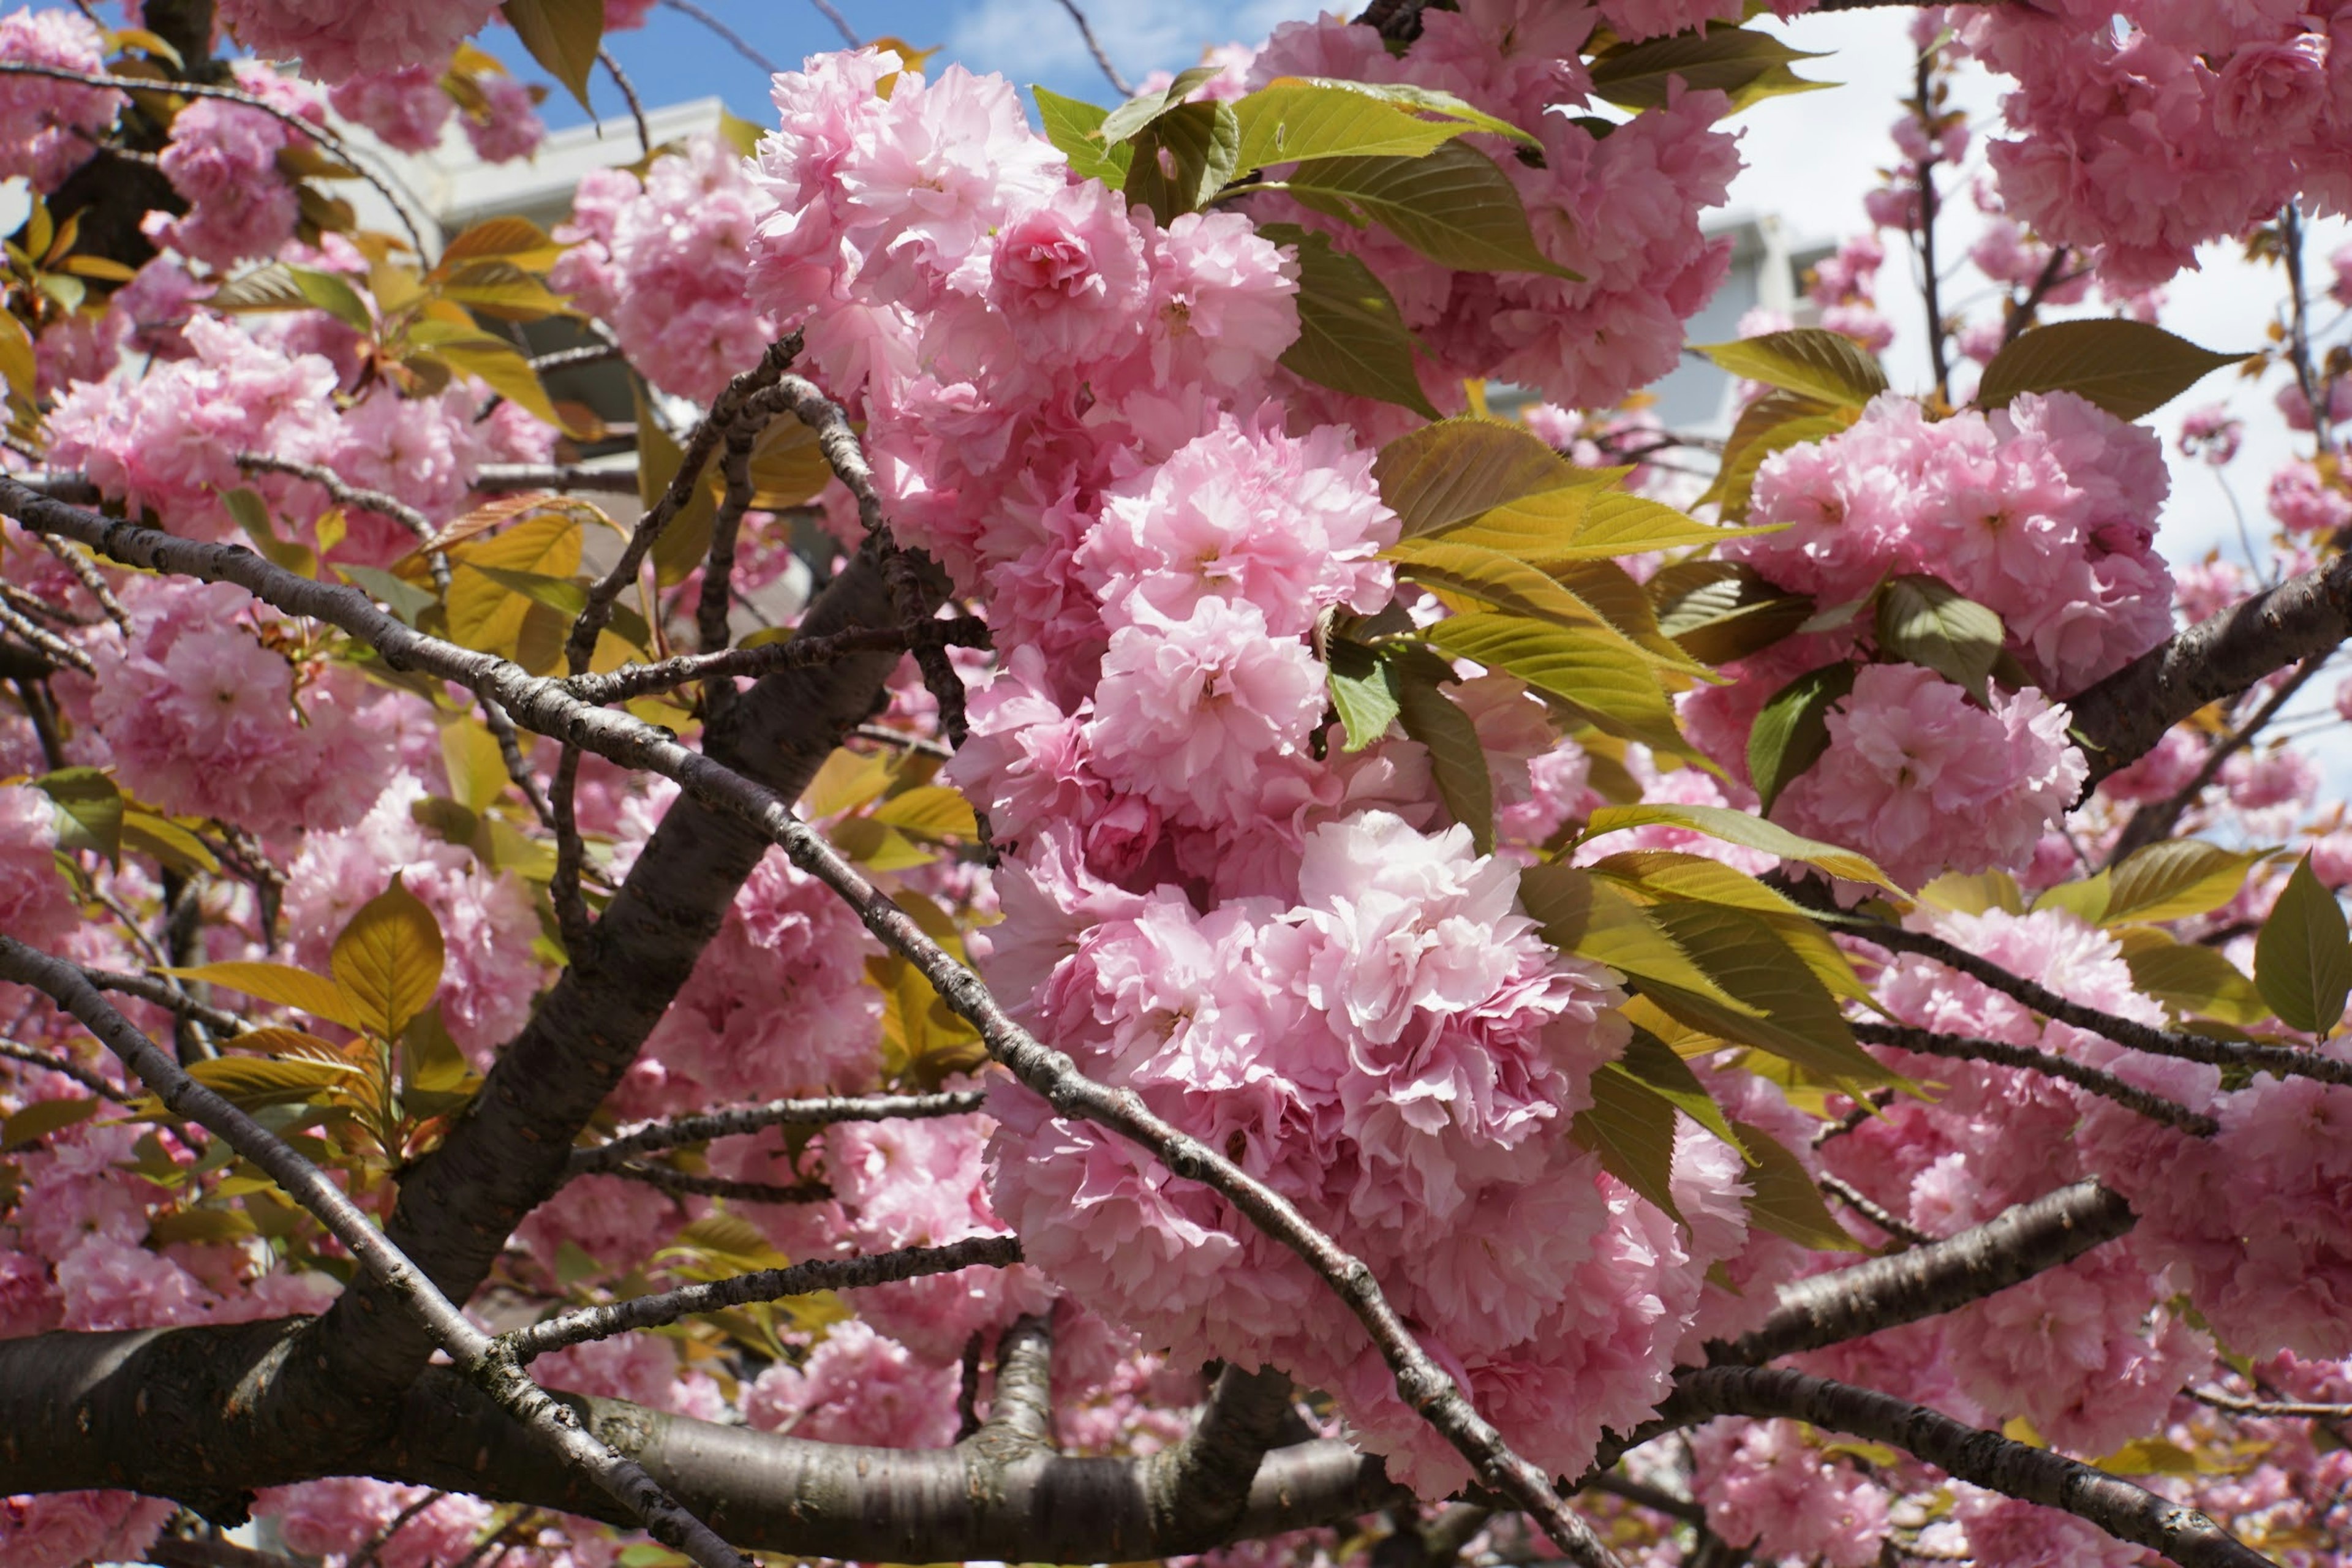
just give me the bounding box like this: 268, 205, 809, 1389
283, 265, 372, 333
1327, 637, 1401, 753
1645, 900, 1887, 1087
1425, 611, 1688, 757
331, 876, 447, 1040
1286, 143, 1576, 277
447, 510, 582, 666
1702, 388, 1856, 521
1391, 539, 1659, 664
1588, 850, 1809, 918
2117, 929, 2271, 1029
1649, 560, 1814, 666
1918, 869, 2027, 916
439, 715, 513, 815
434, 216, 562, 272
2253, 853, 2351, 1036
1581, 802, 1899, 893
871, 785, 980, 841
1517, 864, 1758, 1011
1232, 80, 1471, 173
1097, 66, 1220, 144
1374, 417, 1586, 540
1262, 224, 1438, 419
1123, 99, 1241, 222
1617, 1026, 1748, 1158
800, 748, 895, 820
1733, 1120, 1865, 1251
1974, 320, 2251, 422
500, 0, 602, 110
1876, 575, 2003, 703
1031, 86, 1132, 187
162, 961, 362, 1031
1590, 27, 1830, 111
425, 335, 578, 434
33, 766, 123, 860
120, 808, 220, 875
4, 1096, 100, 1148
1392, 663, 1494, 854
2102, 840, 2268, 927
1572, 1060, 1683, 1222
1693, 328, 1888, 409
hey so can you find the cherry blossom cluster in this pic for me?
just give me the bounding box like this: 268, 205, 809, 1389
0, 6, 123, 192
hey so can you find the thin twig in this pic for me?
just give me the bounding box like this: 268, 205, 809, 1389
1851, 1020, 2221, 1136
853, 723, 955, 760
0, 62, 429, 257
0, 939, 752, 1568
570, 1090, 986, 1174
473, 465, 641, 496
347, 1490, 444, 1568
500, 1235, 1022, 1363
235, 453, 435, 547
83, 966, 247, 1038
2188, 1387, 2352, 1420
0, 1036, 130, 1102
1585, 1473, 1703, 1526
1817, 1171, 1934, 1248
602, 1162, 831, 1204
1052, 0, 1134, 96
34, 532, 130, 629
804, 0, 861, 47
527, 342, 624, 375
564, 625, 987, 706
2106, 653, 2327, 862
658, 0, 781, 74
0, 600, 92, 673
0, 472, 1634, 1568
599, 47, 651, 159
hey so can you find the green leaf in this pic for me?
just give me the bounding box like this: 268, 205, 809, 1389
1436, 487, 1776, 564
2034, 873, 2112, 924
1588, 849, 1810, 919
467, 564, 589, 617
1326, 638, 1401, 752
2103, 840, 2269, 927
1744, 662, 1853, 815
2253, 854, 2351, 1036
1392, 664, 1494, 854
1550, 559, 1709, 673
184, 1051, 368, 1111
434, 216, 562, 270
338, 564, 437, 625
630, 380, 722, 588
282, 265, 372, 333
424, 335, 576, 435
1393, 540, 1647, 648
1423, 611, 1688, 757
1245, 76, 1537, 151
400, 1005, 475, 1098
1974, 320, 2252, 422
205, 264, 311, 315
34, 766, 121, 859
331, 875, 447, 1040
500, 0, 602, 110
1572, 1061, 1684, 1221
1031, 86, 1133, 187
121, 808, 219, 876
1649, 560, 1814, 665
1645, 901, 1886, 1087
1373, 417, 1586, 539
1518, 864, 1760, 1011
1617, 1026, 1749, 1158
162, 960, 363, 1031
2117, 929, 2272, 1029
1581, 802, 1899, 892
3, 1096, 99, 1148
1231, 80, 1472, 174
1693, 328, 1889, 409
1733, 1120, 1866, 1251
1123, 100, 1242, 223
1875, 574, 2005, 703
1262, 224, 1438, 418
1590, 26, 1830, 111
1097, 66, 1218, 145
447, 510, 582, 668
1918, 870, 2027, 917
1285, 142, 1577, 277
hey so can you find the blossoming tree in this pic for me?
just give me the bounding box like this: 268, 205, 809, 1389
3, 0, 2352, 1564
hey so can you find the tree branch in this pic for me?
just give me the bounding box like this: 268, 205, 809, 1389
568, 1090, 986, 1175
1850, 1020, 2220, 1136
2070, 553, 2352, 783
973, 1313, 1058, 1457
0, 475, 1626, 1568
2105, 652, 2328, 862
0, 938, 748, 1568
500, 1236, 1021, 1365
1145, 1363, 1309, 1542
598, 1163, 831, 1204
1712, 1180, 2135, 1365
1662, 1365, 2269, 1568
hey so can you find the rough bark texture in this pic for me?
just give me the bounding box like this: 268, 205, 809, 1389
1714, 1180, 2137, 1364
2070, 551, 2352, 784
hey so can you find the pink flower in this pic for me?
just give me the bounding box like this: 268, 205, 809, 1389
1773, 664, 2088, 889
328, 64, 453, 152
2269, 461, 2352, 535
744, 1319, 959, 1447
0, 785, 76, 951
53, 1234, 214, 1331
215, 0, 502, 83
461, 69, 544, 161
2212, 36, 2329, 139
986, 178, 1150, 366
1082, 596, 1325, 827
1079, 415, 1396, 639
258, 1477, 493, 1568
1692, 1418, 1890, 1567
0, 7, 123, 191
0, 1491, 175, 1568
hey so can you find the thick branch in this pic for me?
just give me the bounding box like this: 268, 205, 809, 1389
1145, 1364, 1308, 1542
0, 476, 1621, 1568
472, 466, 641, 496
2070, 553, 2352, 783
2106, 652, 2327, 862
1663, 1365, 2267, 1568
1714, 1180, 2135, 1364
0, 940, 745, 1568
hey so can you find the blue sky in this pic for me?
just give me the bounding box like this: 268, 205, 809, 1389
477, 0, 1329, 130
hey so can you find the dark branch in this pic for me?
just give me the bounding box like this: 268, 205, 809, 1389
569, 1090, 986, 1175
1850, 1020, 2220, 1136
